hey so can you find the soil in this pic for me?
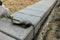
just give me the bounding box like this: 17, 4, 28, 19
2, 0, 40, 13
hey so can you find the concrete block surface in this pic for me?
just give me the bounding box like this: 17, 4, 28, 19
0, 18, 34, 40
12, 12, 40, 25
18, 9, 44, 17
0, 32, 16, 40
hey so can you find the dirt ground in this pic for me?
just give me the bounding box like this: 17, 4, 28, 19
2, 0, 40, 13
45, 1, 60, 40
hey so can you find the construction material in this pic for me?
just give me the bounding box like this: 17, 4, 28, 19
0, 0, 57, 40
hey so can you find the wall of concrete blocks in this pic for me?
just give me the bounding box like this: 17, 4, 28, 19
0, 0, 57, 40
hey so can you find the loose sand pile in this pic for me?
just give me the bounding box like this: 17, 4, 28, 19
2, 0, 40, 13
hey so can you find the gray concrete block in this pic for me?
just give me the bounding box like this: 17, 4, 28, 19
12, 12, 40, 25
0, 18, 34, 40
0, 0, 57, 40
18, 9, 45, 17
18, 0, 56, 18
0, 32, 16, 40
25, 0, 53, 8
26, 5, 49, 11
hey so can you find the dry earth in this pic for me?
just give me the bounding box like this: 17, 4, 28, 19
2, 0, 40, 13
46, 2, 60, 40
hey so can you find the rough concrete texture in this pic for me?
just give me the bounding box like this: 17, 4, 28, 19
19, 0, 56, 17
0, 32, 16, 40
0, 18, 34, 40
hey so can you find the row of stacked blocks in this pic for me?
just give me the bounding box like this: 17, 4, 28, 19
0, 0, 57, 40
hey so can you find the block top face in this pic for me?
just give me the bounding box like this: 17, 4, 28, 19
25, 6, 49, 12
12, 12, 40, 25
0, 18, 33, 40
18, 8, 46, 17
26, 5, 49, 10
18, 0, 56, 17
0, 32, 16, 40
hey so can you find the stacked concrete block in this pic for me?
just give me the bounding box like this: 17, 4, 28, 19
0, 18, 34, 40
0, 32, 16, 40
12, 12, 40, 25
0, 0, 57, 40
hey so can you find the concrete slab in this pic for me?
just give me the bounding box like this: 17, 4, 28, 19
12, 12, 40, 25
0, 18, 34, 40
18, 9, 45, 17
18, 0, 56, 17
0, 32, 16, 40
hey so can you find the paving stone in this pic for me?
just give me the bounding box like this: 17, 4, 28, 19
30, 0, 56, 7
26, 5, 49, 11
18, 5, 49, 17
0, 32, 16, 40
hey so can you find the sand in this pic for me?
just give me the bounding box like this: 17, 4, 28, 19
2, 0, 40, 13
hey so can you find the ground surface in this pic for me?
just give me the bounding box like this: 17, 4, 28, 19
2, 0, 40, 13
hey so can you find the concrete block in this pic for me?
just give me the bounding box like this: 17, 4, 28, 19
0, 18, 34, 40
26, 5, 49, 11
12, 12, 40, 25
18, 0, 56, 18
0, 0, 57, 40
0, 32, 16, 40
18, 8, 46, 17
